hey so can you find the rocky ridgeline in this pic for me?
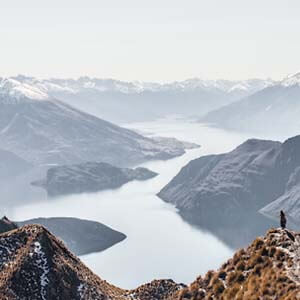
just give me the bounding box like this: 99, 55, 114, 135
175, 228, 300, 300
0, 225, 299, 299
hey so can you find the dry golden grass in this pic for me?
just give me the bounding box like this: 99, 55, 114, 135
173, 228, 300, 300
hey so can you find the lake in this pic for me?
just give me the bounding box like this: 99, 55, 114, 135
10, 119, 251, 289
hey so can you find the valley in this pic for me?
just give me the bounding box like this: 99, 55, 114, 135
8, 118, 271, 289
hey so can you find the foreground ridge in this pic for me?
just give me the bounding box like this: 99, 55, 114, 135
174, 228, 300, 300
0, 225, 183, 299
0, 225, 300, 299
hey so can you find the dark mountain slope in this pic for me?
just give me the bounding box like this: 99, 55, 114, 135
158, 138, 282, 218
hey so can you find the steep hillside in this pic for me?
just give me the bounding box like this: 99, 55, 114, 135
158, 139, 282, 217
201, 72, 300, 139
32, 162, 158, 197
0, 149, 32, 181
0, 85, 194, 168
173, 228, 300, 299
0, 225, 183, 299
158, 135, 300, 225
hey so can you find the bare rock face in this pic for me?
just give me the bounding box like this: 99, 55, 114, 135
32, 162, 158, 197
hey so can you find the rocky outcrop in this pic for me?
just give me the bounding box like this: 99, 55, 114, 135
32, 162, 158, 197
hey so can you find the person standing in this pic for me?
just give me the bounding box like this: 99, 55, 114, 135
280, 210, 287, 229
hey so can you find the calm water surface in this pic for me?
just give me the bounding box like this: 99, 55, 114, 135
11, 119, 251, 289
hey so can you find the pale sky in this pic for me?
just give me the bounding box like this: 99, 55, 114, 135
0, 0, 299, 82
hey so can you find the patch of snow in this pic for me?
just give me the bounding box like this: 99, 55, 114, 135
33, 241, 50, 300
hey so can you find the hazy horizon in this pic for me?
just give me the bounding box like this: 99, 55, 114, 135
1, 0, 299, 82
0, 71, 298, 83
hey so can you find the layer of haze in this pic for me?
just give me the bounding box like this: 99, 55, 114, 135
0, 0, 299, 81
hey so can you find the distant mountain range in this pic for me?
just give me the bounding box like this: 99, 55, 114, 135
0, 75, 274, 123
158, 135, 300, 232
0, 224, 299, 299
201, 72, 300, 139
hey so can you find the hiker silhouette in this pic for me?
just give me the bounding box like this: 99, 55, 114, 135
280, 210, 287, 229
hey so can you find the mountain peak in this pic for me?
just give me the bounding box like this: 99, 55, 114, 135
0, 224, 123, 299
281, 71, 300, 87
0, 77, 49, 102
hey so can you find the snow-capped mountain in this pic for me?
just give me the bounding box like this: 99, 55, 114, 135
281, 71, 300, 87
0, 76, 274, 123
201, 72, 300, 139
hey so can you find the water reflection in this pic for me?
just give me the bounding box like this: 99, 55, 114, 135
179, 210, 277, 250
